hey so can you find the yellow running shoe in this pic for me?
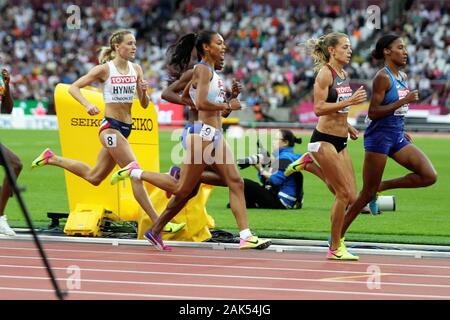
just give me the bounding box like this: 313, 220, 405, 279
162, 222, 186, 233
284, 152, 314, 177
328, 236, 347, 251
31, 148, 54, 169
327, 245, 359, 261
111, 161, 140, 185
239, 236, 272, 250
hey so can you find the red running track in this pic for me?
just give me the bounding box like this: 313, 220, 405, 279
0, 239, 450, 300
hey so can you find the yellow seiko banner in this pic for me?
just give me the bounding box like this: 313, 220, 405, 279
54, 83, 214, 241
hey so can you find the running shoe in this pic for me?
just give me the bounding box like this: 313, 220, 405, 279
0, 216, 16, 236
327, 245, 359, 261
368, 194, 380, 215
166, 166, 181, 198
144, 228, 172, 251
110, 161, 140, 185
31, 148, 54, 169
239, 236, 272, 250
327, 236, 347, 251
284, 152, 314, 177
162, 221, 186, 233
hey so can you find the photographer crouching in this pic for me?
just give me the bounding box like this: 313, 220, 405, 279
237, 129, 304, 209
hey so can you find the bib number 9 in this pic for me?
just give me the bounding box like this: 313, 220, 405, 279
199, 124, 216, 141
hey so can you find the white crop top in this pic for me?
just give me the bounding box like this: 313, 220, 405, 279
189, 62, 226, 106
103, 61, 137, 104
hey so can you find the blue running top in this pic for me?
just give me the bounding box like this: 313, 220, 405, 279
366, 66, 410, 132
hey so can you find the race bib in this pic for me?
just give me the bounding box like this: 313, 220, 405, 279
199, 124, 216, 141
336, 85, 352, 113
308, 142, 321, 153
394, 87, 409, 116
104, 133, 117, 148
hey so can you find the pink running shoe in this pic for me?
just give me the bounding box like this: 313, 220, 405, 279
31, 148, 55, 169
284, 152, 314, 177
111, 161, 141, 185
144, 228, 172, 251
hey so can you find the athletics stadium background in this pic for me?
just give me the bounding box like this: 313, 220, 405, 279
0, 0, 449, 245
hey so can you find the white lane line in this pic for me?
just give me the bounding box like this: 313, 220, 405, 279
0, 264, 449, 289
0, 255, 399, 276
0, 275, 449, 300
2, 254, 450, 279
1, 246, 450, 271
0, 286, 231, 300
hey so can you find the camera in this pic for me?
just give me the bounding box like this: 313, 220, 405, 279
237, 139, 271, 169
237, 154, 265, 169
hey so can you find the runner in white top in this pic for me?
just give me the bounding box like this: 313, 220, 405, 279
31, 30, 185, 241
141, 31, 271, 250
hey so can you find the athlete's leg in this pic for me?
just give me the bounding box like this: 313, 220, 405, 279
34, 147, 116, 186
151, 134, 207, 234
380, 144, 437, 191
200, 166, 227, 186
99, 129, 159, 222
0, 145, 22, 216
304, 162, 336, 194
341, 149, 357, 205
139, 171, 178, 193
341, 151, 388, 237
311, 143, 352, 251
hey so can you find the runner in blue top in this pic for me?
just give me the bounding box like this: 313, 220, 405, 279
341, 34, 438, 239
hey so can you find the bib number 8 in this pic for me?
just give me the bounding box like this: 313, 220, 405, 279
104, 134, 117, 148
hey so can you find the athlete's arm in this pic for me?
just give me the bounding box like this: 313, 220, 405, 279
368, 70, 418, 120
135, 64, 150, 109
193, 65, 231, 112
1, 69, 13, 114
162, 70, 193, 105
221, 79, 241, 117
221, 108, 232, 118
69, 65, 107, 115
313, 67, 366, 116
181, 79, 196, 109
347, 123, 359, 140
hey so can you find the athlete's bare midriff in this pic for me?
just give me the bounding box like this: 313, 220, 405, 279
316, 112, 349, 138
199, 110, 222, 129
104, 103, 133, 124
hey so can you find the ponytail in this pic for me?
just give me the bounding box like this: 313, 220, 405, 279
166, 30, 218, 83
98, 29, 133, 64
166, 33, 198, 83
98, 47, 115, 64
280, 129, 302, 147
305, 32, 348, 73
294, 137, 302, 144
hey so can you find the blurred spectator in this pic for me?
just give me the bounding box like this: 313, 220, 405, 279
253, 103, 276, 122
445, 93, 450, 114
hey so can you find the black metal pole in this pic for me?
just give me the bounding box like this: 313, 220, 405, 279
0, 143, 67, 300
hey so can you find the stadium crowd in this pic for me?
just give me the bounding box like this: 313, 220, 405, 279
0, 0, 448, 115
